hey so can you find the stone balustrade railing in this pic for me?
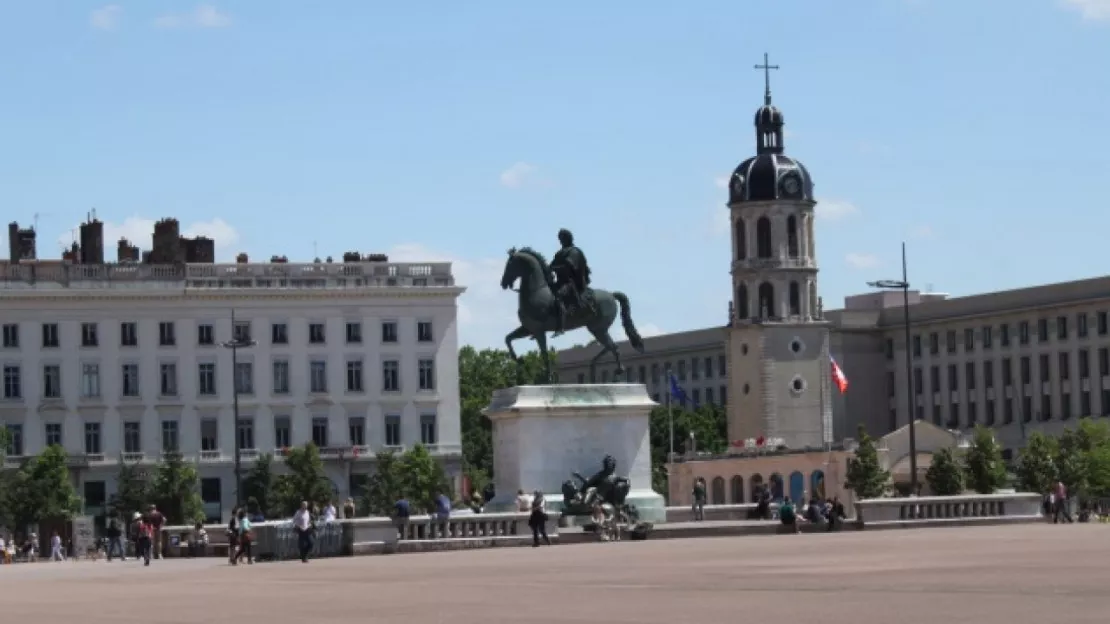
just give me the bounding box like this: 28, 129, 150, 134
854, 493, 1043, 526
162, 511, 547, 559
664, 503, 780, 523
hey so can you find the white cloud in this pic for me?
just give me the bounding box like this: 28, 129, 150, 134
815, 199, 859, 220
1061, 0, 1110, 21
90, 5, 123, 30
637, 323, 664, 338
54, 216, 240, 259
713, 175, 730, 190
154, 4, 232, 29
499, 162, 550, 189
845, 252, 880, 270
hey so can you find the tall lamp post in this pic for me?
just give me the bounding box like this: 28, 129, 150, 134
222, 310, 256, 508
867, 242, 918, 495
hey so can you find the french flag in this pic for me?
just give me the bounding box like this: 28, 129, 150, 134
830, 355, 849, 394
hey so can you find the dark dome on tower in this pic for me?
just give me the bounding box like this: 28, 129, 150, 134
728, 62, 814, 204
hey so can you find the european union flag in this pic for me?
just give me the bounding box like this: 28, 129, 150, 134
669, 373, 698, 409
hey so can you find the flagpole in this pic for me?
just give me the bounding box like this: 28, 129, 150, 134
666, 369, 674, 462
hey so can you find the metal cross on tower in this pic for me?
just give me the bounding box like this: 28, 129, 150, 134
754, 52, 780, 105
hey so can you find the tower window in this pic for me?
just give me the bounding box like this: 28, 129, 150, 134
736, 283, 750, 319
756, 217, 773, 259
735, 219, 747, 260
758, 282, 775, 319
786, 215, 799, 258
788, 281, 801, 316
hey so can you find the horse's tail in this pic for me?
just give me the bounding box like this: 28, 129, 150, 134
612, 292, 645, 353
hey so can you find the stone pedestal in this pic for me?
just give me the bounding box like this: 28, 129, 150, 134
483, 384, 665, 523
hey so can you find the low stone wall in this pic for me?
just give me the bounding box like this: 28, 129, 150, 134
160, 494, 1043, 559
854, 493, 1043, 528
664, 503, 779, 523
163, 512, 557, 559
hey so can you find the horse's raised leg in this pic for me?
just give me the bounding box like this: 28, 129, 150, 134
535, 331, 554, 384
505, 326, 530, 362
505, 325, 533, 386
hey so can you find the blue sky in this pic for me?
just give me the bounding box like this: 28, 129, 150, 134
1, 1, 1108, 350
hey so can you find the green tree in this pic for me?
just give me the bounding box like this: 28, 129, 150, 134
272, 444, 334, 517
845, 425, 890, 499
364, 450, 407, 516
1016, 431, 1058, 494
149, 453, 205, 525
457, 346, 553, 489
5, 445, 81, 531
1056, 419, 1110, 500
109, 461, 151, 521
242, 453, 277, 518
398, 444, 453, 510
925, 447, 966, 495
364, 444, 453, 515
1056, 426, 1091, 497
963, 426, 1008, 494
648, 403, 729, 495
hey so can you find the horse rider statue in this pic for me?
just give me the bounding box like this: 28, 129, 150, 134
550, 228, 594, 337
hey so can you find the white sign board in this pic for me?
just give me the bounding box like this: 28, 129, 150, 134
72, 515, 95, 555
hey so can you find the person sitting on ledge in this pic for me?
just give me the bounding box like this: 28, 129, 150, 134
779, 496, 800, 534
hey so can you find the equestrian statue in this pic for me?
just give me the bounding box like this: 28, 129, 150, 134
500, 228, 645, 383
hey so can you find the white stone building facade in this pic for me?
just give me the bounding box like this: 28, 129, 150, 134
0, 260, 463, 521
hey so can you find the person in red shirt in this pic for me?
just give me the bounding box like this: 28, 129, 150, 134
135, 515, 154, 566
146, 505, 166, 560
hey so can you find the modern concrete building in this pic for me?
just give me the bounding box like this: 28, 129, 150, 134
830, 280, 1110, 453
556, 327, 730, 407
1, 220, 464, 522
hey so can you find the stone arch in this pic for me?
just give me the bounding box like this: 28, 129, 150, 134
730, 475, 744, 504
789, 281, 801, 316
711, 476, 726, 504
786, 215, 799, 257
735, 218, 747, 260
756, 216, 773, 259
810, 470, 826, 500
789, 470, 805, 502
769, 473, 784, 502
736, 283, 750, 319
749, 473, 764, 502
758, 282, 775, 319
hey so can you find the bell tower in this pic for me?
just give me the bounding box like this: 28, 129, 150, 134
724, 54, 831, 450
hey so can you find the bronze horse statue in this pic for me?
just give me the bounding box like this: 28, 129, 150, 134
500, 247, 644, 383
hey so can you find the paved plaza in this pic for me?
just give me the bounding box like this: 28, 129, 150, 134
3, 524, 1108, 623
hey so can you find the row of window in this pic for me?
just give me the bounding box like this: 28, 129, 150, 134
704, 471, 827, 505
3, 413, 439, 457
734, 215, 807, 261
895, 348, 1110, 396
892, 312, 1110, 359
0, 319, 435, 350
583, 355, 730, 386
734, 281, 814, 320
903, 390, 1110, 430
0, 357, 437, 400
647, 386, 727, 406
888, 349, 1110, 428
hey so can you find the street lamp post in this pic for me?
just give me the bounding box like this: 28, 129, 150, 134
222, 310, 256, 508
868, 242, 918, 495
